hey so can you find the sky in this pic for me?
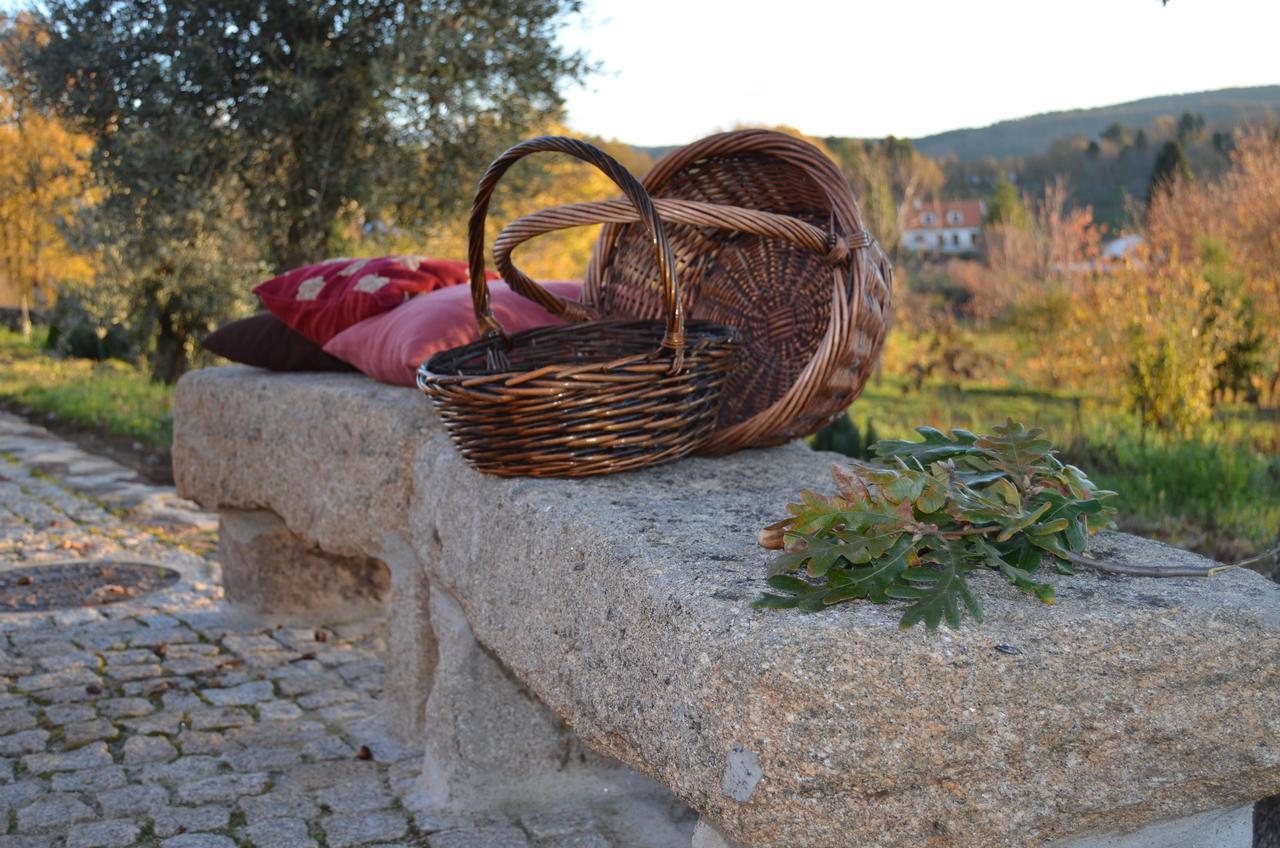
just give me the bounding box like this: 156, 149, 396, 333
557, 0, 1280, 146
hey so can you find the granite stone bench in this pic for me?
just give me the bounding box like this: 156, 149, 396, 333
173, 366, 1280, 848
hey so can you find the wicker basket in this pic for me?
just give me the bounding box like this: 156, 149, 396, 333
416, 136, 738, 478
585, 129, 893, 454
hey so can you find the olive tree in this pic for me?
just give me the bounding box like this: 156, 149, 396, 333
12, 0, 586, 380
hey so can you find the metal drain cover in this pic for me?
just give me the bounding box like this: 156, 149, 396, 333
0, 560, 180, 612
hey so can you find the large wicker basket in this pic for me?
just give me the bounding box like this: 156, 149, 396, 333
587, 129, 893, 454
416, 136, 738, 478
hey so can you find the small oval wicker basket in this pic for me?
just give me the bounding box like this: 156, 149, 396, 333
416, 136, 739, 478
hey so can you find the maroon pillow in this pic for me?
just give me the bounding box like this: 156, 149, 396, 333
202, 312, 356, 372
253, 256, 497, 346
322, 280, 584, 386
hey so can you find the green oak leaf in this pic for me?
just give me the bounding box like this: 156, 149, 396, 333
871, 426, 980, 465
785, 490, 846, 536
801, 537, 853, 578
831, 525, 906, 565
751, 593, 800, 610
845, 461, 929, 505
986, 476, 1022, 509
765, 574, 812, 594
888, 559, 983, 631
994, 535, 1048, 573
915, 468, 950, 514
974, 418, 1054, 483
972, 538, 1058, 605
828, 535, 915, 604
768, 550, 812, 577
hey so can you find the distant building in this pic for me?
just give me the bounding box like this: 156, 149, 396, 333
901, 199, 986, 254
1101, 234, 1144, 262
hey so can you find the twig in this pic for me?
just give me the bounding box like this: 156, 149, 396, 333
1225, 545, 1280, 570
1061, 545, 1279, 578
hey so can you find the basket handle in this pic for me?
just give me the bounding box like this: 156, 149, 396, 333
467, 136, 687, 366
496, 198, 876, 269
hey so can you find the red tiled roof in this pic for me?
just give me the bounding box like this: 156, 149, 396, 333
903, 199, 985, 230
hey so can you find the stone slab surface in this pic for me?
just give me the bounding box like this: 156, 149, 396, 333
173, 367, 436, 558
174, 368, 1280, 848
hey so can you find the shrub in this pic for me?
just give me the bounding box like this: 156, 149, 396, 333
43, 288, 138, 363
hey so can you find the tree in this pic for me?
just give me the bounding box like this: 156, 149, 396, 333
85, 179, 266, 384
1146, 140, 1192, 206
1144, 129, 1280, 405
20, 1, 587, 273
823, 137, 902, 256
878, 136, 944, 221
1176, 110, 1206, 144
825, 136, 941, 257
984, 175, 1030, 229
12, 1, 587, 381
0, 82, 93, 338
1100, 122, 1130, 146
1047, 131, 1280, 420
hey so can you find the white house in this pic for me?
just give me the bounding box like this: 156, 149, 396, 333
901, 199, 986, 254
1102, 234, 1144, 261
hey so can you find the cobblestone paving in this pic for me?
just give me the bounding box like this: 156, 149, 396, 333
0, 414, 662, 848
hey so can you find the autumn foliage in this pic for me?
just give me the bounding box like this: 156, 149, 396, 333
0, 87, 94, 333
901, 130, 1278, 435
1053, 130, 1279, 431
1145, 127, 1280, 367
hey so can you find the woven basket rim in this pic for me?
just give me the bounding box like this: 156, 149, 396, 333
420, 318, 738, 380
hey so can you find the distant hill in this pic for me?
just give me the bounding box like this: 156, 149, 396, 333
909, 86, 1280, 161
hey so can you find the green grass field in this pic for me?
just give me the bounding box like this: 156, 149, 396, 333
0, 327, 173, 447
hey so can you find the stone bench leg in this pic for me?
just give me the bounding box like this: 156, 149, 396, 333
1051, 803, 1254, 847
1258, 795, 1280, 848
377, 533, 437, 743
420, 584, 668, 814
217, 509, 390, 621
692, 820, 747, 848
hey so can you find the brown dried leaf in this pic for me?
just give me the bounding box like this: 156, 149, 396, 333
830, 462, 871, 501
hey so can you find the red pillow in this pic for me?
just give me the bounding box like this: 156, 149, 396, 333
253, 256, 497, 345
322, 280, 583, 386
202, 312, 356, 372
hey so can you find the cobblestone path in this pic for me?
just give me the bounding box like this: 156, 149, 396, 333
0, 413, 662, 848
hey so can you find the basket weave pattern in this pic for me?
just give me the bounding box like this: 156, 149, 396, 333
417, 136, 739, 478
586, 130, 893, 454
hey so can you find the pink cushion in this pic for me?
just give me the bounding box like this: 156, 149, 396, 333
322, 280, 584, 386
253, 256, 496, 345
